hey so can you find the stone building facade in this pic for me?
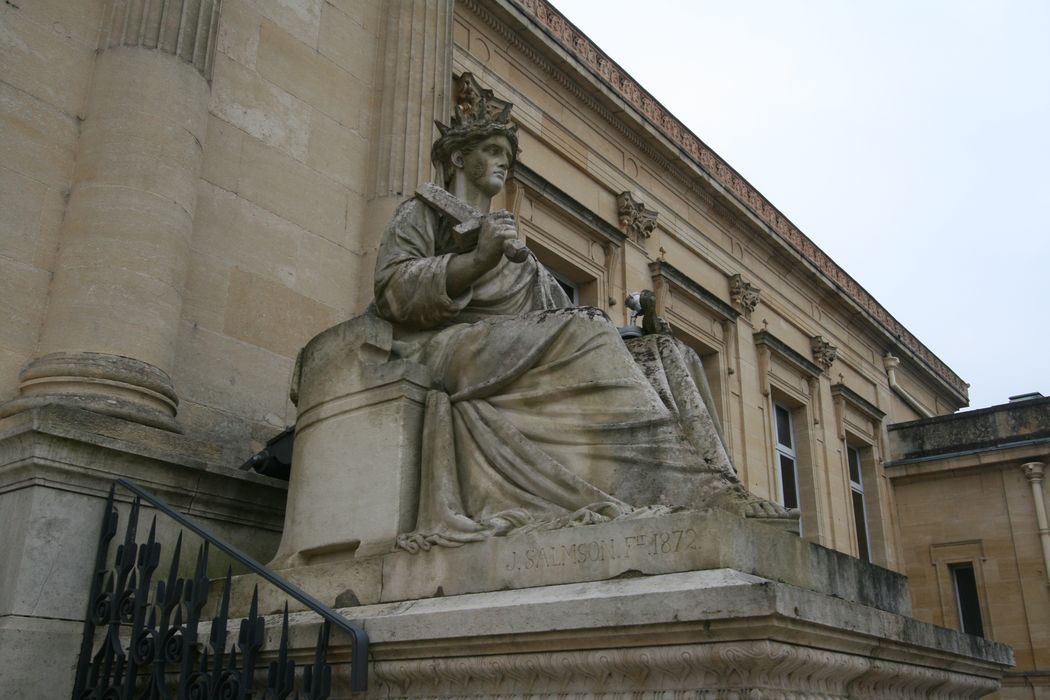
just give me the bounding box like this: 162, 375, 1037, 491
0, 0, 1039, 697
888, 395, 1050, 698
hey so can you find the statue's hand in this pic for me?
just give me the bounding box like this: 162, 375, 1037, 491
476, 209, 518, 268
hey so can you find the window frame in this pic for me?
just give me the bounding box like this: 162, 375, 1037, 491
846, 444, 871, 562
949, 562, 986, 637
930, 541, 992, 638
772, 400, 801, 513
548, 268, 580, 305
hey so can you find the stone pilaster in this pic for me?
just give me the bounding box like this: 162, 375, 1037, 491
363, 0, 453, 246
0, 0, 219, 431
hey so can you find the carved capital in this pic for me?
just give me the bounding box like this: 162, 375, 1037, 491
811, 336, 838, 370
616, 191, 658, 242
1022, 461, 1046, 483
100, 0, 222, 80
729, 274, 761, 316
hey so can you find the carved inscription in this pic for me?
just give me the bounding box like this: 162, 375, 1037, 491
505, 528, 699, 571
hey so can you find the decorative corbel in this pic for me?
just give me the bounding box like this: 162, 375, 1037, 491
810, 335, 838, 371
720, 319, 736, 375
729, 274, 761, 318
832, 392, 846, 440
830, 383, 886, 443
806, 376, 822, 426
757, 344, 772, 397
616, 191, 658, 243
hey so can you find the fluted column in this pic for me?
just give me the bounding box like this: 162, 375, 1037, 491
0, 0, 219, 431
363, 0, 453, 245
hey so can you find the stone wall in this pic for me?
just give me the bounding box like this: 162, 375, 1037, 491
888, 398, 1050, 698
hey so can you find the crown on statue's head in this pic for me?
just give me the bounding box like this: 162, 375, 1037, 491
431, 73, 519, 181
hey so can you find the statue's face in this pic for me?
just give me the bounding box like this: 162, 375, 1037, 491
456, 135, 513, 199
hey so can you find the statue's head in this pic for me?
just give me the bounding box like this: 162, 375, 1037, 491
432, 99, 519, 190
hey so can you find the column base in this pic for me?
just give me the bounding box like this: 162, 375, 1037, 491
0, 352, 180, 432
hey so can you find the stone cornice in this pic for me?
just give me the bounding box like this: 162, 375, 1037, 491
754, 330, 824, 380
494, 0, 967, 401
648, 261, 739, 322
831, 383, 886, 422
512, 163, 626, 247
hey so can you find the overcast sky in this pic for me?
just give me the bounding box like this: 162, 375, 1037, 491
556, 0, 1049, 410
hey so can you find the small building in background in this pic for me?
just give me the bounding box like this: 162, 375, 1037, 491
888, 393, 1050, 697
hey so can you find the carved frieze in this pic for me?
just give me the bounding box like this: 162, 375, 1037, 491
811, 336, 838, 371
616, 191, 658, 243
729, 274, 761, 317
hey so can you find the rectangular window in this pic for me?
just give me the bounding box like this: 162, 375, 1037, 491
773, 402, 800, 511
549, 269, 579, 305
847, 445, 870, 562
950, 563, 985, 637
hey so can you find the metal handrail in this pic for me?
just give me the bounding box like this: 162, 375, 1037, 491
115, 478, 370, 691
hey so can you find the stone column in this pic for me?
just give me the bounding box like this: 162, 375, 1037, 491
362, 0, 453, 247
1, 0, 219, 431
1021, 461, 1050, 587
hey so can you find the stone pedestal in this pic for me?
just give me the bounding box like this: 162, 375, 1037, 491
0, 405, 287, 698
270, 314, 433, 568
234, 566, 1011, 698
229, 503, 1012, 697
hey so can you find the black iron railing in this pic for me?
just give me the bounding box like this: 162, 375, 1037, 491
72, 478, 369, 698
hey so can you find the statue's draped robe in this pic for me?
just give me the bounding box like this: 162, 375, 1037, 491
376, 198, 738, 551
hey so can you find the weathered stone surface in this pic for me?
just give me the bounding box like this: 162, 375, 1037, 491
191, 182, 299, 286
257, 19, 369, 131
889, 395, 1050, 461
0, 257, 50, 355
210, 53, 311, 161
0, 616, 82, 700
270, 314, 432, 567
0, 348, 28, 404
0, 80, 79, 190
244, 0, 322, 48
0, 404, 286, 612
8, 0, 106, 48
224, 268, 339, 358
216, 0, 262, 68
240, 506, 909, 629
200, 114, 244, 193
4, 352, 181, 432
225, 558, 384, 617
0, 404, 287, 698
317, 2, 378, 85
235, 569, 1010, 698
173, 321, 295, 425
306, 109, 370, 193
238, 136, 349, 244
380, 507, 908, 612
0, 3, 97, 115
293, 229, 363, 314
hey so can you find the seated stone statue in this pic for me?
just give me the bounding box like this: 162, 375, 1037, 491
371, 101, 776, 553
